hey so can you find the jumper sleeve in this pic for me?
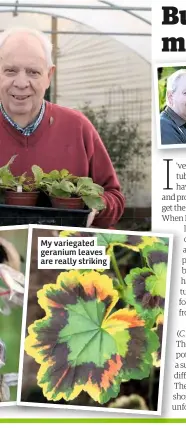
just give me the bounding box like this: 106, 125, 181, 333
87, 132, 125, 228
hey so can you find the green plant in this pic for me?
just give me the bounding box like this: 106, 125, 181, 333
32, 165, 106, 211
0, 156, 37, 192
25, 231, 168, 408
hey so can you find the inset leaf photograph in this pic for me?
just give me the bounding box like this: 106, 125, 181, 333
17, 226, 172, 415
0, 226, 27, 405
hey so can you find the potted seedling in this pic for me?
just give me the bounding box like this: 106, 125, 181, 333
31, 165, 106, 211
0, 156, 39, 206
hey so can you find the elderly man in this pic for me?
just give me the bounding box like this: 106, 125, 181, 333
160, 69, 186, 145
0, 27, 125, 228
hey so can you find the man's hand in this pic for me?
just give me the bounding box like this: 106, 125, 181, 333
86, 209, 98, 227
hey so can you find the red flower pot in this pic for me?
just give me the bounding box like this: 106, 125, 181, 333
51, 196, 85, 210
5, 190, 39, 206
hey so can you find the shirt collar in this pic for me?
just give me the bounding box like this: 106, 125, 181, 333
165, 106, 186, 127
0, 100, 45, 136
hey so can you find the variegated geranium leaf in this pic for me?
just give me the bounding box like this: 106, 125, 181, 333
124, 267, 165, 323
25, 271, 159, 404
142, 243, 168, 270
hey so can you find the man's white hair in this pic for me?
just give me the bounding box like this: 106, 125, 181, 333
166, 69, 186, 105
0, 27, 54, 68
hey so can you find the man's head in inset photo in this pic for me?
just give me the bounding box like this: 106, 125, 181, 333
166, 69, 186, 120
160, 68, 186, 146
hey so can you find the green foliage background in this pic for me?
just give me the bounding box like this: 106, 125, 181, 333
0, 229, 27, 401
158, 66, 186, 112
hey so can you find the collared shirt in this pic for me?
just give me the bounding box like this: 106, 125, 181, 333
160, 106, 186, 145
0, 100, 45, 136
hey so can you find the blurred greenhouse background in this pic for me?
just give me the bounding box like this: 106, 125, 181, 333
0, 228, 27, 401
0, 1, 151, 229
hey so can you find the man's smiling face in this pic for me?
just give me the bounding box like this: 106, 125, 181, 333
168, 74, 186, 121
0, 32, 54, 126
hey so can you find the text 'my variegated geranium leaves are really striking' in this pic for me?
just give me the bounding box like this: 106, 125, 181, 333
124, 243, 168, 322
25, 271, 159, 404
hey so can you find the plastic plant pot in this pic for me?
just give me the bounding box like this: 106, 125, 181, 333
5, 190, 39, 207
51, 196, 85, 210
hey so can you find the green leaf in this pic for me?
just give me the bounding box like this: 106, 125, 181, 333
77, 177, 93, 188
78, 179, 104, 194
60, 169, 71, 179
47, 185, 71, 198
0, 157, 16, 188
31, 165, 44, 185
82, 195, 106, 210
96, 233, 127, 247
0, 156, 16, 177
145, 263, 167, 298
47, 180, 76, 197
43, 170, 61, 181
58, 299, 117, 366
0, 171, 15, 187
59, 180, 76, 194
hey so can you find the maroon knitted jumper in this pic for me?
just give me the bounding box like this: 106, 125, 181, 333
0, 101, 125, 228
